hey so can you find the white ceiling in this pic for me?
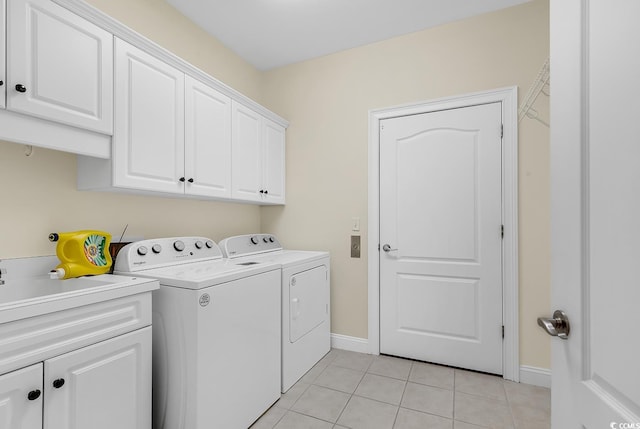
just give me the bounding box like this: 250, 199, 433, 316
166, 0, 532, 71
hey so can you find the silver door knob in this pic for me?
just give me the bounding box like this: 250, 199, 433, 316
382, 244, 397, 253
537, 310, 570, 339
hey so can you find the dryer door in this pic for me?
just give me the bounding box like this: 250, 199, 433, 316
289, 266, 328, 343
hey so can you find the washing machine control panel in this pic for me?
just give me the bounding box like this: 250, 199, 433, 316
219, 234, 282, 258
114, 237, 222, 272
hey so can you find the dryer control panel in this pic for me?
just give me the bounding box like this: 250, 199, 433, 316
114, 237, 222, 272
219, 234, 282, 258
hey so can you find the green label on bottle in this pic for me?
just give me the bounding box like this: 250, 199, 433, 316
83, 234, 108, 267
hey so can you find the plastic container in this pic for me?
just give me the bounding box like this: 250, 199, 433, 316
49, 230, 112, 279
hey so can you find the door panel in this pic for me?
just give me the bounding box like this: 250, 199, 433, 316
113, 39, 184, 194
397, 274, 479, 339
551, 0, 640, 424
44, 327, 151, 429
185, 76, 232, 198
397, 129, 478, 260
289, 266, 328, 343
0, 363, 42, 429
0, 0, 5, 109
8, 0, 113, 133
380, 103, 503, 374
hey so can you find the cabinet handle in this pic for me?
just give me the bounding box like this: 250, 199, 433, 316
179, 177, 185, 182
15, 84, 27, 93
53, 378, 65, 389
27, 390, 41, 401
187, 178, 194, 183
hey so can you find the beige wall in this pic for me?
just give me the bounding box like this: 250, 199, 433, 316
0, 0, 263, 258
0, 0, 551, 369
84, 0, 263, 102
261, 0, 551, 369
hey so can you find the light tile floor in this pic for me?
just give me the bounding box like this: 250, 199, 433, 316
251, 349, 550, 429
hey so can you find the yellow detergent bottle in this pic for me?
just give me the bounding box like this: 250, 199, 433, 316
49, 230, 112, 279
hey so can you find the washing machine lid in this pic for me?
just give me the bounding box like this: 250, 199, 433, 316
120, 259, 278, 290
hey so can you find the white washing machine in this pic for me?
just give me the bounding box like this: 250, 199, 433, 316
218, 234, 330, 392
114, 237, 281, 429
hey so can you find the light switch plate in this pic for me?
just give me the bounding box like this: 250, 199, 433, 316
351, 235, 361, 258
351, 217, 360, 232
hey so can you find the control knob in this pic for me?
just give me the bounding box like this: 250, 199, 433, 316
137, 246, 148, 256
152, 244, 162, 254
268, 236, 274, 243
263, 237, 269, 243
173, 240, 185, 251
205, 240, 214, 249
250, 236, 259, 245
195, 241, 203, 249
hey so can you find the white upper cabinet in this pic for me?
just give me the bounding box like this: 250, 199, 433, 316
0, 0, 5, 109
262, 117, 286, 204
185, 76, 232, 199
7, 0, 113, 134
232, 101, 263, 202
113, 38, 185, 194
232, 101, 286, 204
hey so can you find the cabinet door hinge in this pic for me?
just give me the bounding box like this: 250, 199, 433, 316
501, 225, 504, 239
502, 325, 505, 339
501, 124, 504, 139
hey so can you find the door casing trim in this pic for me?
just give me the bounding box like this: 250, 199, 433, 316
367, 86, 519, 381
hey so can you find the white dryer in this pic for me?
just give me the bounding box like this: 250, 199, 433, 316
114, 237, 281, 429
219, 234, 330, 392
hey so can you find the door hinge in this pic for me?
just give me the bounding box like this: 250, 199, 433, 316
501, 124, 504, 138
502, 325, 505, 339
501, 225, 504, 239
377, 243, 380, 251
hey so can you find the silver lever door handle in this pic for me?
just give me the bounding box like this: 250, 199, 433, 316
537, 310, 570, 339
382, 244, 397, 253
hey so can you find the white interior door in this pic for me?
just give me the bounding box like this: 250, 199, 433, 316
550, 0, 640, 425
0, 0, 5, 109
380, 102, 503, 374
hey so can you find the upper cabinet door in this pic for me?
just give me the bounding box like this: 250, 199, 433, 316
0, 0, 5, 109
262, 118, 285, 204
113, 38, 184, 194
7, 0, 113, 134
185, 76, 232, 199
232, 101, 262, 202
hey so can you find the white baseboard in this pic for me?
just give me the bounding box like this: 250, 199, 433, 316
330, 334, 369, 354
330, 335, 550, 389
519, 365, 551, 388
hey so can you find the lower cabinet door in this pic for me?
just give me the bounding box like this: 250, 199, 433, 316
0, 363, 43, 429
43, 327, 152, 429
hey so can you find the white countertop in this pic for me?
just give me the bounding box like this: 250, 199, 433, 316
0, 256, 159, 324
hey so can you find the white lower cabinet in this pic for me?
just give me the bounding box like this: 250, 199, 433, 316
0, 328, 151, 429
0, 363, 42, 429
